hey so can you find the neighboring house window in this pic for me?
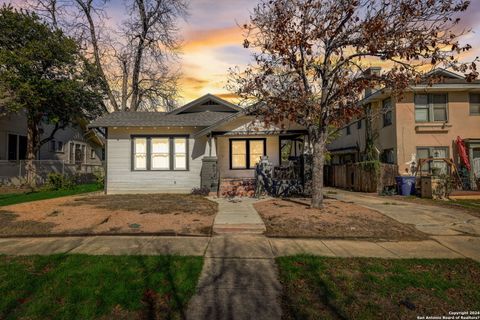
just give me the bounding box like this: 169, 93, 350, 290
132, 136, 189, 171
416, 146, 449, 174
7, 134, 27, 161
470, 93, 480, 115
357, 119, 362, 129
382, 98, 392, 126
50, 140, 63, 152
229, 138, 266, 169
90, 148, 96, 159
380, 148, 394, 164
69, 142, 86, 164
346, 125, 351, 135
415, 94, 448, 122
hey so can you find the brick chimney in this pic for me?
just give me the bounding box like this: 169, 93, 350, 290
364, 67, 382, 98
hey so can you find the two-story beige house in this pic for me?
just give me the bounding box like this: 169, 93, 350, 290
327, 69, 480, 189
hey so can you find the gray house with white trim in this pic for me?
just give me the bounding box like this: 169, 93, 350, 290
89, 94, 306, 194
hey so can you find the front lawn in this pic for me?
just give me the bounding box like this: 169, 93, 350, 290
0, 254, 202, 320
0, 183, 102, 207
0, 194, 217, 236
277, 255, 480, 320
254, 199, 427, 240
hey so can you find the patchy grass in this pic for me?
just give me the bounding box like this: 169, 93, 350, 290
0, 210, 56, 236
0, 184, 102, 207
0, 254, 202, 320
277, 255, 480, 320
254, 199, 428, 240
67, 194, 217, 216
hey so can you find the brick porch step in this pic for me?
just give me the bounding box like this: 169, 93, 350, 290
213, 223, 266, 235
218, 178, 256, 197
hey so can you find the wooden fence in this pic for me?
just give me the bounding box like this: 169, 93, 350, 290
324, 163, 399, 193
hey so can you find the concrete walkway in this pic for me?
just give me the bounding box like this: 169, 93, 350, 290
325, 187, 480, 236
211, 197, 267, 234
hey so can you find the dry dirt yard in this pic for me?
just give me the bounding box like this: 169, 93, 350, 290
0, 194, 217, 236
254, 198, 428, 241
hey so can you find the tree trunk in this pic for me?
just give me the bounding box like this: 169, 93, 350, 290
25, 117, 39, 187
311, 130, 327, 208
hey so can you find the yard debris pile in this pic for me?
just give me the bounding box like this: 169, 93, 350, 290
254, 199, 428, 240
0, 194, 217, 236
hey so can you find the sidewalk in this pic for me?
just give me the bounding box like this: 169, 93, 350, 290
0, 234, 476, 260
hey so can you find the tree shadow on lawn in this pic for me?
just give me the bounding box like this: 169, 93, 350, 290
0, 254, 203, 320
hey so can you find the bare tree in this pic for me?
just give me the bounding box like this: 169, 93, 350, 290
229, 0, 478, 208
27, 0, 188, 112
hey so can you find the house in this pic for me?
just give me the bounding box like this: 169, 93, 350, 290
89, 94, 307, 194
327, 68, 480, 189
0, 110, 105, 183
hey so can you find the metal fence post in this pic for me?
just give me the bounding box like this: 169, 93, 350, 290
62, 160, 65, 175
19, 160, 22, 178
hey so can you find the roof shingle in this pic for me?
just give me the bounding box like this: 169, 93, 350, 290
88, 111, 235, 128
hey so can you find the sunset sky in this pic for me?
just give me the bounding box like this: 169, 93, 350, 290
6, 0, 480, 105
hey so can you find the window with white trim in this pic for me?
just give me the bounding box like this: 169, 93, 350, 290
470, 93, 480, 115
415, 94, 448, 122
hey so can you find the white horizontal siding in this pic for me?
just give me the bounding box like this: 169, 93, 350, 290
106, 127, 206, 194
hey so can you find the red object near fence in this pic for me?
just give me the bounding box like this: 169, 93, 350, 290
456, 136, 471, 171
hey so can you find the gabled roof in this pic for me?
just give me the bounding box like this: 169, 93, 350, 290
88, 94, 242, 128
168, 93, 242, 115
425, 68, 464, 80
88, 110, 234, 128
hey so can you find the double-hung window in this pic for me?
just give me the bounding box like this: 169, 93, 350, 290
382, 98, 392, 126
133, 136, 188, 171
230, 138, 266, 169
416, 146, 449, 174
470, 93, 480, 115
415, 94, 448, 122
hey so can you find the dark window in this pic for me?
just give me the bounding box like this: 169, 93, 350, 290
346, 125, 351, 135
415, 94, 448, 122
229, 138, 266, 169
18, 136, 27, 160
380, 148, 394, 164
8, 134, 17, 160
470, 93, 480, 115
357, 119, 362, 129
382, 98, 392, 126
8, 134, 27, 161
101, 148, 105, 161
50, 140, 63, 152
132, 136, 189, 171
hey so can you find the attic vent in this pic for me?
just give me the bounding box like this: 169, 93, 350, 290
201, 100, 219, 106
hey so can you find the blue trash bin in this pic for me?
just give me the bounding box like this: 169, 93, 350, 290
395, 176, 416, 196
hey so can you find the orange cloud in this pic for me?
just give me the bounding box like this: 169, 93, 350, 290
183, 26, 244, 51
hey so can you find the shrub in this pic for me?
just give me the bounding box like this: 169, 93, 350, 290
93, 169, 105, 188
191, 186, 210, 196
433, 174, 455, 199
44, 173, 74, 191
